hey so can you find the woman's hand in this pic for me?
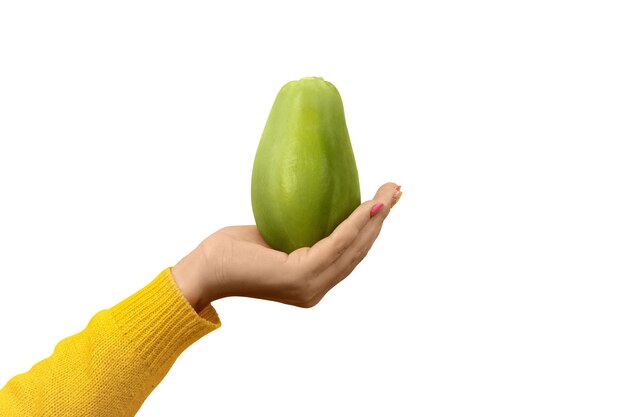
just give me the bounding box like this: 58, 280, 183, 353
172, 182, 402, 311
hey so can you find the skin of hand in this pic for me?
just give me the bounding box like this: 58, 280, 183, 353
171, 182, 402, 311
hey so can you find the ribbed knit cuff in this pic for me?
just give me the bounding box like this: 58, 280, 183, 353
108, 267, 221, 373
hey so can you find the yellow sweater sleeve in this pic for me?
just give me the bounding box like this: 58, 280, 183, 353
0, 267, 221, 417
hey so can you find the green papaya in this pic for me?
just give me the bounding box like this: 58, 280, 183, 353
251, 77, 361, 253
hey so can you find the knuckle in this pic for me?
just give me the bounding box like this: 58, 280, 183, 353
348, 224, 361, 240
335, 243, 347, 258
333, 226, 359, 256
297, 295, 321, 309
348, 247, 368, 268
292, 272, 313, 298
292, 275, 322, 308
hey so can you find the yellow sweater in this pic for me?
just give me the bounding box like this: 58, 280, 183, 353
0, 267, 221, 416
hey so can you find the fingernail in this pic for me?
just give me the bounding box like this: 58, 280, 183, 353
395, 185, 401, 191
370, 202, 384, 217
391, 191, 403, 208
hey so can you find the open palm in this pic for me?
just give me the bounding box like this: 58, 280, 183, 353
174, 182, 401, 310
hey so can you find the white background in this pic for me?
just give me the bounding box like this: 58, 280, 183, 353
1, 1, 625, 416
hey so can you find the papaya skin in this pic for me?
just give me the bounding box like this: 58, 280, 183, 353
251, 77, 361, 253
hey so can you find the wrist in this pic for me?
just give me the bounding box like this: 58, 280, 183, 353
172, 242, 227, 312
171, 249, 207, 312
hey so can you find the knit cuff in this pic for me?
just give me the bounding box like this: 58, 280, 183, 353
108, 267, 221, 373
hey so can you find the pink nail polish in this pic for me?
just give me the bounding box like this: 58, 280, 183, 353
395, 185, 401, 191
370, 202, 384, 217
391, 191, 403, 208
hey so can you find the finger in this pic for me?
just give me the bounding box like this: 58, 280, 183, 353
304, 182, 399, 275
313, 182, 398, 293
318, 221, 383, 296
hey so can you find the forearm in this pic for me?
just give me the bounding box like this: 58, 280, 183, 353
0, 268, 220, 417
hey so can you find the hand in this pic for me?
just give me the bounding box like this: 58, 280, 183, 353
172, 182, 402, 311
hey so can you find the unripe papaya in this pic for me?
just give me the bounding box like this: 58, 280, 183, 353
251, 77, 361, 253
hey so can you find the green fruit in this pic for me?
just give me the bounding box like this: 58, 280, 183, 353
251, 77, 361, 253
